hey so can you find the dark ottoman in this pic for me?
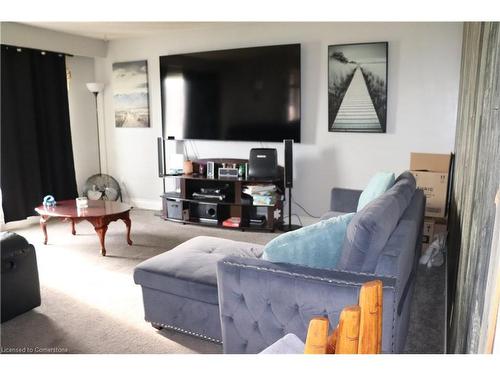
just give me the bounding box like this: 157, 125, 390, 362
1, 232, 41, 323
133, 236, 263, 342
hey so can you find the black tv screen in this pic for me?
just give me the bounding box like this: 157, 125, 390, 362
160, 44, 301, 142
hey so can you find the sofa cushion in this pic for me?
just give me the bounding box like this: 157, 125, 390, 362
133, 236, 263, 304
262, 213, 355, 270
337, 172, 416, 273
357, 172, 395, 211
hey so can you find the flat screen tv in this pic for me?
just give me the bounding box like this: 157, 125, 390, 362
160, 44, 301, 142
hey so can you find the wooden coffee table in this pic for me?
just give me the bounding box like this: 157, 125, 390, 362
35, 199, 133, 256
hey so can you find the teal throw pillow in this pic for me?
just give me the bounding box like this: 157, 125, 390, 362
262, 213, 355, 270
356, 172, 395, 211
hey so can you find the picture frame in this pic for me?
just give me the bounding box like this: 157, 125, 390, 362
112, 60, 150, 128
328, 42, 388, 133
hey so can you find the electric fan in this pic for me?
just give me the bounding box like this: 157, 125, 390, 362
83, 174, 122, 201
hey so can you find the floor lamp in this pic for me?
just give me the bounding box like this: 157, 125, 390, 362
84, 83, 121, 202
86, 82, 104, 174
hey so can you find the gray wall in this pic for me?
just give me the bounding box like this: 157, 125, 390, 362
66, 56, 101, 194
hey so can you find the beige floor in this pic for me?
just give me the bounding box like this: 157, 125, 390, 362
1, 209, 279, 354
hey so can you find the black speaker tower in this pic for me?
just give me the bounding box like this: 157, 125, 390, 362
282, 139, 302, 232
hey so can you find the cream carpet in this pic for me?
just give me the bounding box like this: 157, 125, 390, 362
0, 209, 278, 354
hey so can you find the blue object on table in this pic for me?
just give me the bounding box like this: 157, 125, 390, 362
42, 195, 56, 207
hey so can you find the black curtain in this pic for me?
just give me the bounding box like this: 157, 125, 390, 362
1, 45, 77, 222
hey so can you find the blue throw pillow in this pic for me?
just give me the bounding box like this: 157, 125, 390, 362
262, 213, 355, 270
356, 172, 395, 211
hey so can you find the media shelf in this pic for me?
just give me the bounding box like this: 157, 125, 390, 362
161, 158, 284, 232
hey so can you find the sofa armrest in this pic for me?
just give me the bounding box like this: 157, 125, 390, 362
330, 188, 362, 213
216, 255, 397, 354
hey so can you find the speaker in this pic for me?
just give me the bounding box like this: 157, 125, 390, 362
207, 162, 215, 179
282, 139, 302, 232
190, 202, 218, 220
248, 148, 278, 179
284, 139, 294, 188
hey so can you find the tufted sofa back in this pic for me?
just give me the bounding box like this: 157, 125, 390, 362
337, 172, 417, 273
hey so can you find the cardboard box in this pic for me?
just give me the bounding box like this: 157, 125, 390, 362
410, 153, 452, 218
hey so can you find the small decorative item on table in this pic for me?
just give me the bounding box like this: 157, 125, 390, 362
76, 197, 88, 208
43, 195, 56, 207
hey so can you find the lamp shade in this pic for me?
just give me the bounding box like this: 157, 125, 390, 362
86, 82, 104, 93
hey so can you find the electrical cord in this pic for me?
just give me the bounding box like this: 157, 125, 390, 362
183, 141, 190, 160
191, 140, 200, 159
283, 214, 303, 227
292, 199, 321, 219
186, 140, 193, 159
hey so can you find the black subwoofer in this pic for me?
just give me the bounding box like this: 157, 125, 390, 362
189, 202, 228, 221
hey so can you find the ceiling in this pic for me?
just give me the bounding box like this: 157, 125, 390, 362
23, 22, 243, 41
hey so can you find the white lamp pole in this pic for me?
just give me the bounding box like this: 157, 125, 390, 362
86, 82, 105, 174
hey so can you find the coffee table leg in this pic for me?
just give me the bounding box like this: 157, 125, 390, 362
71, 219, 76, 235
40, 215, 50, 245
95, 225, 108, 256
122, 212, 133, 246
87, 218, 108, 256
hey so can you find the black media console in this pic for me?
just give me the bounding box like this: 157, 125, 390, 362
161, 159, 284, 231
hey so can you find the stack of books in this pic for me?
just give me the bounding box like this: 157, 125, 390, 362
223, 217, 241, 228
243, 184, 277, 206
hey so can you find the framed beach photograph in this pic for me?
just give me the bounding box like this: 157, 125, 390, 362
328, 42, 388, 133
112, 60, 150, 128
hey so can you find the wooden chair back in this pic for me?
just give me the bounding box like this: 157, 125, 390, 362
304, 280, 383, 354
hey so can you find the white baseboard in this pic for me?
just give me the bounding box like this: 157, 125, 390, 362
127, 198, 162, 211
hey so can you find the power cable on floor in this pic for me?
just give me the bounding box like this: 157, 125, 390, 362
292, 199, 321, 219
283, 214, 303, 227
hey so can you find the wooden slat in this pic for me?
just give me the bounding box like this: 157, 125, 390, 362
358, 280, 383, 354
326, 328, 338, 354
335, 306, 361, 354
304, 317, 330, 354
448, 22, 500, 353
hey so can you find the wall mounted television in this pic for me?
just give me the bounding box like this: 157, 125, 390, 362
159, 43, 301, 143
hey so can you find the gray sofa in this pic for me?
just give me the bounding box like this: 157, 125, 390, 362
134, 171, 425, 353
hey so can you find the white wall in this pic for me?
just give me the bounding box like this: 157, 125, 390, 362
66, 56, 100, 194
0, 22, 107, 57
95, 22, 463, 215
